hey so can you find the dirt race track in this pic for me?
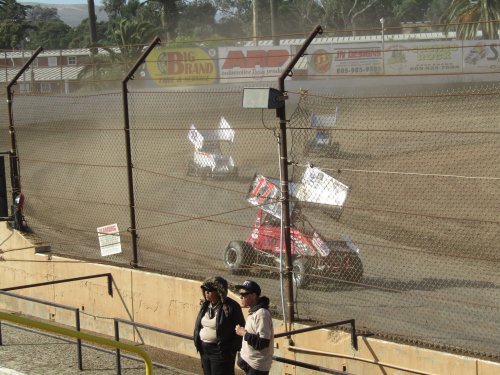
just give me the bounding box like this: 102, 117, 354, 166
1, 77, 499, 359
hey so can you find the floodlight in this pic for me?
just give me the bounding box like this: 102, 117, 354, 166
242, 88, 284, 109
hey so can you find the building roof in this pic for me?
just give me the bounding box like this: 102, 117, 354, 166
244, 32, 458, 47
0, 66, 84, 82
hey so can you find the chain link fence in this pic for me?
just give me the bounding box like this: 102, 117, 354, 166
286, 87, 499, 359
1, 42, 499, 362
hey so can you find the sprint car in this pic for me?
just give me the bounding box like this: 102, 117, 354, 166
187, 117, 238, 179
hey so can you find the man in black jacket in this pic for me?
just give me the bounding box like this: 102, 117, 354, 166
194, 276, 245, 375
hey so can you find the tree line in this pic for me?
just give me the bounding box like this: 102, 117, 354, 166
1, 0, 499, 51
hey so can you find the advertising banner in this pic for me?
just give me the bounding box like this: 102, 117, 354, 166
308, 44, 383, 76
218, 46, 292, 83
463, 40, 500, 73
145, 47, 218, 86
384, 41, 462, 75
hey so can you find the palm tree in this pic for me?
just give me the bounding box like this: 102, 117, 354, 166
77, 16, 159, 89
145, 0, 179, 41
443, 0, 500, 39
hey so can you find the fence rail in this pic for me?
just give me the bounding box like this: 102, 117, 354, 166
113, 316, 355, 375
0, 311, 154, 375
0, 290, 84, 370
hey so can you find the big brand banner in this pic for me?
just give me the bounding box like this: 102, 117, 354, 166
145, 47, 218, 86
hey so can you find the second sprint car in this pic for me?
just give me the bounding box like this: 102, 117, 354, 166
187, 116, 238, 179
223, 168, 363, 288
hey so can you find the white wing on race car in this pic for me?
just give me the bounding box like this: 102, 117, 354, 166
188, 124, 204, 150
188, 117, 234, 150
296, 166, 349, 208
247, 167, 349, 218
310, 107, 339, 128
218, 116, 235, 142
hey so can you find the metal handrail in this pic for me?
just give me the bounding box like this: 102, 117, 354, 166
0, 289, 84, 370
272, 356, 347, 375
287, 345, 434, 375
114, 318, 191, 375
114, 317, 355, 375
1, 273, 113, 296
0, 273, 114, 370
0, 310, 154, 375
275, 319, 358, 350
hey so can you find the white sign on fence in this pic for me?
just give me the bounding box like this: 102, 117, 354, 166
97, 223, 122, 257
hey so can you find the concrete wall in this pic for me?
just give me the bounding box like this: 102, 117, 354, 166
0, 222, 498, 375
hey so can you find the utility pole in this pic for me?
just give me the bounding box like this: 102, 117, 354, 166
253, 0, 259, 46
380, 18, 385, 75
270, 0, 279, 45
87, 0, 98, 84
87, 0, 98, 53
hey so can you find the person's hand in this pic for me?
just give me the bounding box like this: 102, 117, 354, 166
235, 324, 246, 337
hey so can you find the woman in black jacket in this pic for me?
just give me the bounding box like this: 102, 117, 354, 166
194, 276, 245, 375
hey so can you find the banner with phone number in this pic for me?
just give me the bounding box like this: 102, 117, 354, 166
308, 44, 383, 76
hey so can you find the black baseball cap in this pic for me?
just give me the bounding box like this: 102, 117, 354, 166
235, 280, 261, 296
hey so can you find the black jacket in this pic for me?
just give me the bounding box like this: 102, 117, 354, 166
194, 296, 246, 355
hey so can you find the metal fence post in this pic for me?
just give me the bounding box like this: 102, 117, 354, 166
114, 319, 122, 375
350, 319, 358, 350
122, 36, 161, 268
75, 308, 83, 371
6, 46, 43, 230
277, 25, 323, 327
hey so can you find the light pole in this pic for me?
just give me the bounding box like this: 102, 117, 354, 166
270, 0, 279, 45
380, 18, 385, 75
253, 0, 259, 46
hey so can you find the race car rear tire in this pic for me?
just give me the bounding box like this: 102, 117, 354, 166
292, 258, 309, 289
186, 161, 198, 176
341, 254, 363, 283
223, 241, 253, 275
231, 167, 239, 179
